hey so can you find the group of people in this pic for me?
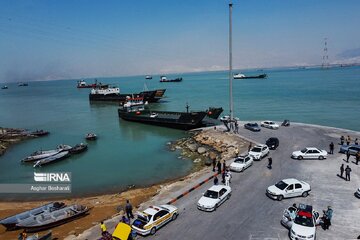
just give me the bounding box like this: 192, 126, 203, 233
339, 164, 352, 181
340, 135, 358, 146
213, 168, 232, 186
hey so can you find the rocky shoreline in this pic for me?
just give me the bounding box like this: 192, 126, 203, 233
0, 127, 38, 156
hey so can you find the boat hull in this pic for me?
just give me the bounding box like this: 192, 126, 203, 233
33, 151, 70, 167
89, 90, 159, 102
234, 74, 267, 79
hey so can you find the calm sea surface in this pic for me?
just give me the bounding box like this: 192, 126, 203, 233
0, 66, 359, 199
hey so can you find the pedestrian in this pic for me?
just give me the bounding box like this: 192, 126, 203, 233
345, 165, 352, 181
340, 164, 344, 178
355, 138, 358, 145
267, 157, 272, 169
323, 206, 333, 230
213, 176, 219, 185
329, 142, 334, 154
356, 152, 360, 165
225, 170, 231, 186
222, 171, 226, 184
340, 135, 345, 145
235, 121, 239, 133
248, 143, 252, 153
346, 151, 350, 162
217, 160, 221, 174
121, 215, 130, 225
100, 221, 107, 235
222, 161, 226, 172
19, 230, 27, 240
347, 135, 351, 145
235, 147, 239, 157
125, 200, 134, 219
212, 158, 216, 172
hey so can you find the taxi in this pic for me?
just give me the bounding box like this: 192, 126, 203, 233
131, 205, 178, 235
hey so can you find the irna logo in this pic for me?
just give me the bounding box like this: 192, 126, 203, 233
34, 172, 71, 182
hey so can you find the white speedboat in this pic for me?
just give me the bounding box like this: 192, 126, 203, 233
33, 151, 70, 167
22, 145, 72, 162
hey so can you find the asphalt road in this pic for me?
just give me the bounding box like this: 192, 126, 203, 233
145, 122, 360, 240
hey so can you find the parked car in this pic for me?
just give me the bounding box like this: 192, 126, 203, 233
260, 120, 279, 129
339, 144, 357, 153
347, 145, 360, 156
291, 147, 327, 160
282, 119, 290, 126
248, 144, 269, 160
131, 205, 178, 235
244, 123, 261, 132
266, 178, 311, 201
197, 185, 231, 212
266, 137, 279, 150
355, 188, 360, 198
290, 204, 320, 240
229, 155, 253, 172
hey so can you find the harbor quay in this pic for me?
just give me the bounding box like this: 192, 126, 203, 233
68, 121, 360, 240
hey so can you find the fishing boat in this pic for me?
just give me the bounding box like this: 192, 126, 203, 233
118, 104, 208, 130
25, 231, 52, 240
1, 85, 8, 89
0, 202, 65, 230
145, 75, 152, 79
69, 143, 88, 154
233, 73, 267, 79
22, 145, 72, 163
18, 82, 29, 86
30, 130, 50, 137
16, 204, 89, 232
33, 151, 70, 167
159, 76, 183, 82
77, 79, 109, 89
85, 133, 97, 140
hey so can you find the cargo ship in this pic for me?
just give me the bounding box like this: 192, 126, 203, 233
233, 73, 267, 79
159, 76, 183, 82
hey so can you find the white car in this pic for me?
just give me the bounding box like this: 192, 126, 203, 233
260, 120, 279, 129
291, 147, 328, 160
229, 155, 253, 172
248, 144, 269, 160
131, 205, 178, 235
197, 185, 231, 212
290, 204, 320, 240
266, 178, 311, 201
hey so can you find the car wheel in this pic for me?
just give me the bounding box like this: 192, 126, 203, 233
214, 203, 218, 211
227, 193, 231, 199
298, 156, 303, 160
302, 191, 309, 197
150, 227, 156, 235
318, 156, 324, 160
277, 195, 284, 201
171, 213, 178, 221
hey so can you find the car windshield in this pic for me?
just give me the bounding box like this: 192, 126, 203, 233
250, 123, 258, 127
300, 148, 308, 153
275, 181, 288, 190
234, 158, 244, 163
204, 190, 219, 199
294, 211, 314, 227
251, 147, 261, 152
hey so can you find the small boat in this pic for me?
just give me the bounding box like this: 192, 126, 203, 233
77, 79, 108, 89
69, 143, 88, 154
85, 133, 97, 140
159, 76, 183, 82
145, 75, 152, 79
22, 145, 72, 163
122, 96, 148, 108
33, 151, 70, 167
233, 73, 267, 79
30, 130, 50, 137
1, 85, 8, 89
0, 202, 65, 230
18, 82, 29, 86
16, 204, 89, 232
25, 231, 52, 240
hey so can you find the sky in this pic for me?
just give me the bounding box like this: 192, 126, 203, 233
0, 0, 360, 82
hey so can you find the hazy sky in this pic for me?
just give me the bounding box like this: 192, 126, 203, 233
0, 0, 359, 82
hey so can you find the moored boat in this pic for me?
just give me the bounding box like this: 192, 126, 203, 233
18, 82, 29, 86
25, 231, 52, 240
22, 145, 72, 163
16, 204, 89, 232
0, 202, 65, 230
159, 76, 183, 82
1, 85, 8, 89
69, 143, 88, 154
33, 151, 70, 167
85, 133, 97, 140
233, 73, 267, 79
206, 107, 224, 119
145, 75, 152, 79
30, 130, 50, 137
77, 79, 108, 89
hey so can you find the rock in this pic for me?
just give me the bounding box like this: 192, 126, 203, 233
209, 151, 217, 160
68, 231, 76, 235
175, 146, 182, 150
204, 158, 212, 166
193, 158, 201, 163
197, 147, 206, 154
187, 143, 198, 152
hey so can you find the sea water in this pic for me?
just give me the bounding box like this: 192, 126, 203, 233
0, 66, 359, 199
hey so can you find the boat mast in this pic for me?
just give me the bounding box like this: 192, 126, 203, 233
228, 1, 234, 120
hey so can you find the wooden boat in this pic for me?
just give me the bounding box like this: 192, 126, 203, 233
85, 133, 97, 140
31, 130, 50, 137
69, 143, 88, 154
22, 145, 72, 163
16, 204, 89, 233
33, 151, 70, 167
159, 76, 183, 82
0, 202, 64, 230
233, 73, 267, 79
25, 231, 52, 240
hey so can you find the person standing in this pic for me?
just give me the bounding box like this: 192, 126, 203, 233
235, 121, 239, 133
340, 135, 345, 145
267, 157, 272, 169
329, 142, 334, 154
221, 171, 226, 184
212, 158, 216, 172
248, 143, 252, 153
345, 165, 352, 181
356, 151, 360, 165
213, 176, 219, 185
125, 200, 134, 219
222, 161, 226, 172
340, 164, 344, 178
323, 206, 333, 230
217, 160, 222, 174
100, 221, 107, 235
347, 135, 351, 145
225, 170, 231, 186
235, 147, 239, 157
346, 151, 351, 162
355, 138, 358, 145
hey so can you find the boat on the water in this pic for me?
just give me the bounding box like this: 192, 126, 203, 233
89, 85, 162, 103
1, 85, 8, 89
18, 82, 29, 86
233, 73, 267, 79
122, 96, 148, 108
77, 79, 108, 89
69, 143, 88, 154
25, 231, 52, 240
33, 151, 70, 167
145, 75, 152, 79
0, 202, 65, 230
206, 107, 224, 119
16, 204, 89, 232
118, 104, 208, 130
85, 133, 97, 140
30, 130, 50, 137
22, 145, 72, 163
159, 76, 183, 82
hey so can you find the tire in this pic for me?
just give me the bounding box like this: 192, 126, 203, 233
298, 156, 303, 160
227, 193, 231, 199
214, 203, 219, 211
318, 156, 324, 160
302, 191, 309, 197
277, 195, 284, 201
150, 227, 156, 235
171, 213, 177, 221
